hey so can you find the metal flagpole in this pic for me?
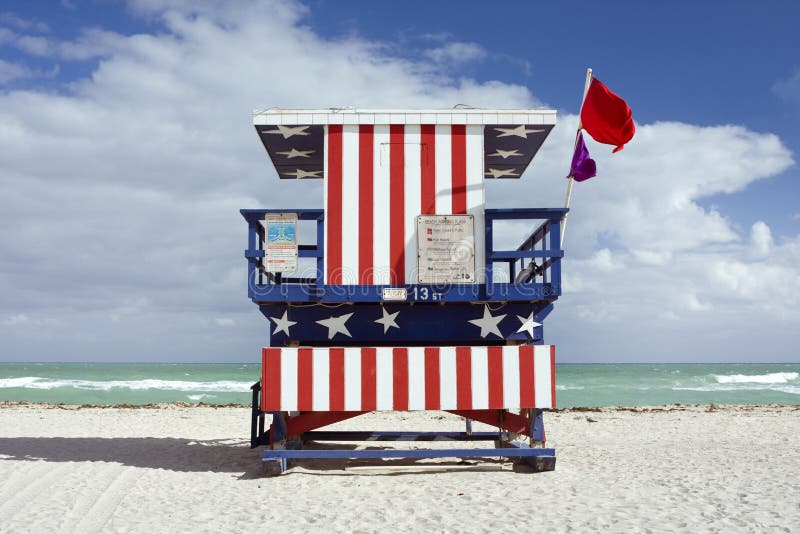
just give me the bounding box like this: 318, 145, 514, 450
560, 67, 594, 247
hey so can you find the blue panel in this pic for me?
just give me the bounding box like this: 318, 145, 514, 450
255, 125, 325, 179
260, 301, 551, 345
263, 447, 555, 461
483, 125, 555, 179
250, 283, 561, 304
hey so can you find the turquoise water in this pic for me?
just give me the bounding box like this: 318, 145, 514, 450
1, 362, 798, 407
0, 363, 260, 406
556, 363, 800, 407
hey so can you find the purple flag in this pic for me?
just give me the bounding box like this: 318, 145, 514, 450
569, 132, 597, 182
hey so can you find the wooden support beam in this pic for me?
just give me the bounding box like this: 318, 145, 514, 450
447, 409, 532, 437
284, 411, 367, 437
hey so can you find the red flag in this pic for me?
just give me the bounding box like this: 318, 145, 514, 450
580, 78, 635, 153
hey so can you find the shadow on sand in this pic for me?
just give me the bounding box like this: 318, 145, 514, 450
0, 437, 266, 478
0, 436, 532, 477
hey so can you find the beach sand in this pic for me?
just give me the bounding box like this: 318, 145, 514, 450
0, 404, 798, 533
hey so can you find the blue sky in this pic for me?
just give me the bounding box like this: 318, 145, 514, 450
0, 0, 798, 362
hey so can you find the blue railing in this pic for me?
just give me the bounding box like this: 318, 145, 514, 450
241, 207, 566, 303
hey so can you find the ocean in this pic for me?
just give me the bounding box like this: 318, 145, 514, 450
1, 362, 798, 408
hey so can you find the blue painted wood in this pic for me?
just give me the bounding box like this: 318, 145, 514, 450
260, 301, 552, 345
531, 409, 546, 442
250, 283, 561, 304
241, 207, 567, 306
263, 447, 555, 463
489, 250, 564, 260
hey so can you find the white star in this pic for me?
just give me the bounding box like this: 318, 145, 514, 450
276, 148, 315, 159
515, 312, 542, 338
494, 125, 545, 138
284, 168, 322, 179
316, 312, 353, 340
487, 148, 523, 159
485, 168, 519, 178
374, 308, 400, 334
468, 305, 507, 339
269, 310, 297, 337
262, 125, 311, 139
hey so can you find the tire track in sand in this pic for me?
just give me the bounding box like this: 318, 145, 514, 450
0, 461, 41, 503
57, 462, 129, 533
72, 466, 141, 533
0, 462, 70, 523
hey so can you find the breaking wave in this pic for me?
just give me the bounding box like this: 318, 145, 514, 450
673, 385, 800, 395
0, 377, 252, 392
712, 372, 797, 384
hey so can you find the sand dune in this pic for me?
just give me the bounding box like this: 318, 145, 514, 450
0, 404, 798, 532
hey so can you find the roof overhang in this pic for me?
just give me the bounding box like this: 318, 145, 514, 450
253, 108, 557, 180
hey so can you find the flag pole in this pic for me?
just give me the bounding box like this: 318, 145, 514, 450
560, 67, 593, 247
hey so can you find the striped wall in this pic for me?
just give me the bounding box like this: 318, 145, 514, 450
261, 345, 555, 412
324, 124, 485, 285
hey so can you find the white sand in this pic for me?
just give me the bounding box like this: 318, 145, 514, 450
0, 404, 798, 533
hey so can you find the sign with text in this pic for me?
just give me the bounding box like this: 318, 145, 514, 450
265, 213, 298, 273
417, 215, 475, 284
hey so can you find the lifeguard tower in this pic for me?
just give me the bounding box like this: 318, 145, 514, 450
243, 108, 566, 473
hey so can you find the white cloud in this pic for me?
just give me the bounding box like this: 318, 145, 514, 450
14, 34, 50, 55
749, 221, 773, 258
424, 42, 487, 64
0, 12, 49, 33
0, 59, 58, 84
0, 0, 797, 362
772, 68, 800, 104
0, 59, 33, 84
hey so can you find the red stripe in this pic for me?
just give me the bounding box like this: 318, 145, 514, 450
361, 347, 377, 411
451, 125, 467, 214
326, 125, 343, 284
519, 345, 535, 408
297, 348, 313, 411
262, 348, 281, 411
456, 346, 472, 410
329, 347, 345, 411
550, 345, 557, 408
487, 346, 504, 409
420, 124, 436, 215
389, 125, 405, 284
358, 125, 374, 284
392, 347, 408, 410
424, 347, 440, 410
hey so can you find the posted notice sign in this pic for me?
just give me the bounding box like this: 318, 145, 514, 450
417, 215, 475, 284
265, 213, 298, 273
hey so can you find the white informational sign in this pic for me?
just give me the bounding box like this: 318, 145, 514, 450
381, 287, 408, 301
265, 213, 298, 273
417, 215, 475, 284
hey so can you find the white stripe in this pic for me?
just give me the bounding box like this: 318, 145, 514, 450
312, 348, 330, 411
470, 346, 488, 409
280, 348, 298, 411
375, 346, 393, 410
534, 345, 552, 408
407, 346, 425, 410
403, 125, 421, 284
439, 346, 457, 410
344, 347, 361, 411
502, 346, 521, 410
434, 124, 452, 214
340, 125, 359, 284
323, 126, 330, 283
465, 125, 485, 283
372, 125, 391, 285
